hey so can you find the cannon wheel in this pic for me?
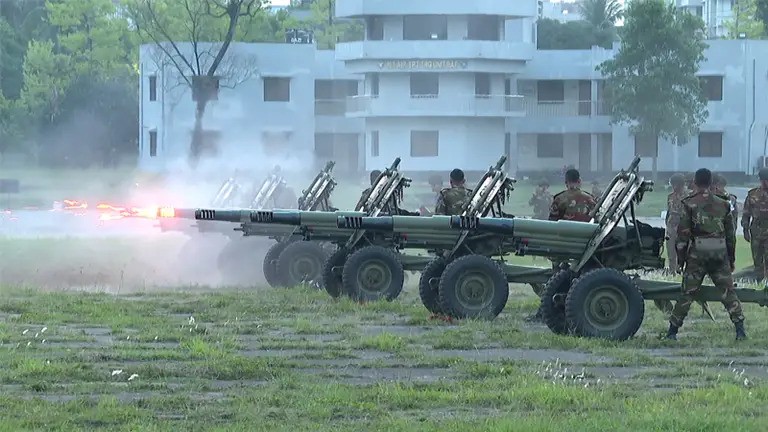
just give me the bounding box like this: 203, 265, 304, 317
541, 269, 575, 335
263, 241, 290, 288
276, 241, 328, 289
322, 248, 348, 298
438, 255, 508, 320
419, 257, 447, 314
565, 268, 645, 340
342, 246, 405, 302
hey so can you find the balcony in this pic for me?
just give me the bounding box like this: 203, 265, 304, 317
346, 94, 525, 117
512, 99, 613, 133
335, 0, 537, 18
523, 99, 610, 117
336, 40, 534, 63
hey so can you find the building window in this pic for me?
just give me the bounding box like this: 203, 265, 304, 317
369, 73, 379, 96
366, 16, 384, 40
264, 77, 291, 102
410, 130, 439, 157
699, 76, 723, 101
475, 73, 491, 97
403, 15, 447, 40
149, 129, 157, 157
410, 73, 439, 97
371, 131, 379, 156
536, 134, 564, 158
634, 133, 658, 157
698, 132, 723, 157
149, 75, 157, 101
467, 15, 499, 41
262, 130, 292, 155
537, 80, 564, 103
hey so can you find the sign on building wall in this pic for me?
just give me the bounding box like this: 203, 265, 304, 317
378, 60, 468, 70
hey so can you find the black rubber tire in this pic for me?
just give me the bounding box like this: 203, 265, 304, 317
541, 269, 576, 335
342, 246, 405, 302
565, 268, 645, 340
263, 241, 289, 288
322, 248, 348, 298
276, 241, 329, 289
438, 255, 508, 320
419, 257, 447, 314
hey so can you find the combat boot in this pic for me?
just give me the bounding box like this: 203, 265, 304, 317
665, 323, 679, 341
735, 321, 747, 341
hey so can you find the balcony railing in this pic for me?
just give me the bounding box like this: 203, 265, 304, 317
314, 99, 347, 116
523, 99, 611, 117
347, 94, 525, 116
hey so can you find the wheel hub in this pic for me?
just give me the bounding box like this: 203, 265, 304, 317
585, 285, 628, 329
357, 260, 391, 294
456, 271, 493, 311
290, 254, 320, 282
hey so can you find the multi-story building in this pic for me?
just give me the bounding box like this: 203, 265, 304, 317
137, 43, 363, 176
137, 1, 768, 177
335, 0, 537, 173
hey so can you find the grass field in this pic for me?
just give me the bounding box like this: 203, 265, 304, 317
1, 235, 768, 430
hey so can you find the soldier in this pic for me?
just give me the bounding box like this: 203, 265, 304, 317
591, 180, 603, 199
685, 173, 695, 195
548, 168, 597, 222
741, 167, 768, 280
713, 174, 739, 236
355, 170, 383, 210
526, 168, 596, 323
528, 180, 552, 220
666, 168, 746, 341
434, 168, 472, 216
665, 174, 687, 272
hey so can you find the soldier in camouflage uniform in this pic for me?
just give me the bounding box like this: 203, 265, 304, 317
666, 168, 746, 341
549, 168, 597, 222
665, 174, 687, 272
527, 168, 596, 323
741, 168, 768, 279
528, 180, 552, 220
435, 169, 472, 215
713, 174, 739, 237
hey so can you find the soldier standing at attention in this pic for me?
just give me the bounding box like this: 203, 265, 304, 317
741, 168, 768, 279
435, 169, 472, 215
528, 180, 552, 220
526, 168, 596, 323
667, 168, 746, 341
665, 174, 687, 272
549, 168, 597, 222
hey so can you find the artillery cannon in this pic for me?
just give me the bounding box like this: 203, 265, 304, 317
193, 158, 428, 298
334, 155, 519, 308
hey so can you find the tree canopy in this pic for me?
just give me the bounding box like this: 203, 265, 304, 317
598, 0, 708, 178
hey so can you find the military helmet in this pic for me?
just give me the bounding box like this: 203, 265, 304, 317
759, 168, 768, 181
669, 173, 685, 187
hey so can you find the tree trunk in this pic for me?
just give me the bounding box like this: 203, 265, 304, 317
189, 98, 208, 168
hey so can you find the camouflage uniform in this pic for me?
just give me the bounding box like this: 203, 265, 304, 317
548, 187, 597, 222
712, 174, 739, 236
528, 183, 552, 220
668, 189, 745, 335
435, 186, 472, 215
665, 175, 686, 271
741, 183, 768, 279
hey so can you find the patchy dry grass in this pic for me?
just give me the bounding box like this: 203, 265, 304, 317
0, 276, 766, 430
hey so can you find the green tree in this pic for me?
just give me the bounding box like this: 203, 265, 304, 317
578, 0, 623, 30
598, 0, 708, 179
311, 0, 363, 49
725, 0, 766, 39
126, 0, 267, 166
18, 40, 72, 126
0, 0, 54, 99
537, 18, 614, 50
757, 0, 768, 35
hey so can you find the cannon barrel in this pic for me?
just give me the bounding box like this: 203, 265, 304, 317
194, 209, 251, 223
323, 160, 335, 171
449, 216, 598, 240
493, 155, 507, 171
337, 215, 455, 231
